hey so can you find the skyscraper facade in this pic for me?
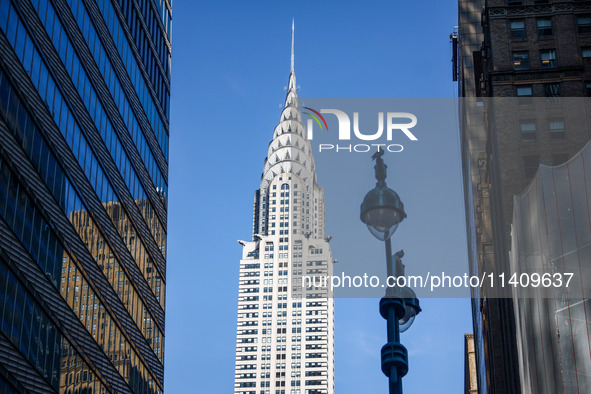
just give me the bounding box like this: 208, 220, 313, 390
457, 0, 591, 392
0, 0, 170, 392
234, 23, 335, 394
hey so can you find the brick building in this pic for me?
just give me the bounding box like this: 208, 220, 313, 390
457, 1, 591, 393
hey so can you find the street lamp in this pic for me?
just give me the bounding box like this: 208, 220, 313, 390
360, 150, 421, 394
360, 152, 406, 241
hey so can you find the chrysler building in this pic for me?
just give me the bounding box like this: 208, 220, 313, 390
234, 21, 335, 394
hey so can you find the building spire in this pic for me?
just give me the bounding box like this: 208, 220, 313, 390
287, 19, 297, 93
257, 20, 319, 235
291, 19, 295, 74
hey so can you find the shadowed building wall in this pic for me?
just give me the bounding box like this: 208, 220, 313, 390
458, 1, 591, 393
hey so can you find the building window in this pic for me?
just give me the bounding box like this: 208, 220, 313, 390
513, 51, 530, 70
523, 156, 540, 180
544, 83, 561, 103
540, 49, 557, 68
582, 47, 591, 61
544, 83, 560, 97
537, 18, 553, 36
520, 121, 537, 142
585, 81, 591, 96
548, 119, 565, 139
577, 15, 591, 33
510, 20, 526, 38
516, 85, 533, 105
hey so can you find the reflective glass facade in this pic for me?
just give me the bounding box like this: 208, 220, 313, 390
0, 0, 169, 392
511, 141, 591, 394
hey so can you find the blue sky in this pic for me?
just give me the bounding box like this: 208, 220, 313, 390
164, 1, 472, 393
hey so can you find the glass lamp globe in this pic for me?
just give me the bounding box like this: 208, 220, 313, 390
360, 183, 406, 241
395, 286, 421, 333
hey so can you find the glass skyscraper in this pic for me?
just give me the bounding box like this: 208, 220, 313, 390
0, 0, 170, 392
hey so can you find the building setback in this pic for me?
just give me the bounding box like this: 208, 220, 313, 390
0, 0, 170, 392
457, 0, 591, 393
234, 22, 335, 394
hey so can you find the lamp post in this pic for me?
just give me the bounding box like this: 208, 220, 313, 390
360, 150, 421, 394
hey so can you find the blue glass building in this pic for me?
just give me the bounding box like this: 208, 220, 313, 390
0, 0, 170, 392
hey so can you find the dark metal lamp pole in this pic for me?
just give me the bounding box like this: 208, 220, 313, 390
360, 150, 421, 394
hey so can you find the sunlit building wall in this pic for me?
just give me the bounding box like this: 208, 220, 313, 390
233, 24, 335, 394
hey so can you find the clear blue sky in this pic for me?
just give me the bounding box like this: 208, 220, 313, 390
165, 1, 472, 393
